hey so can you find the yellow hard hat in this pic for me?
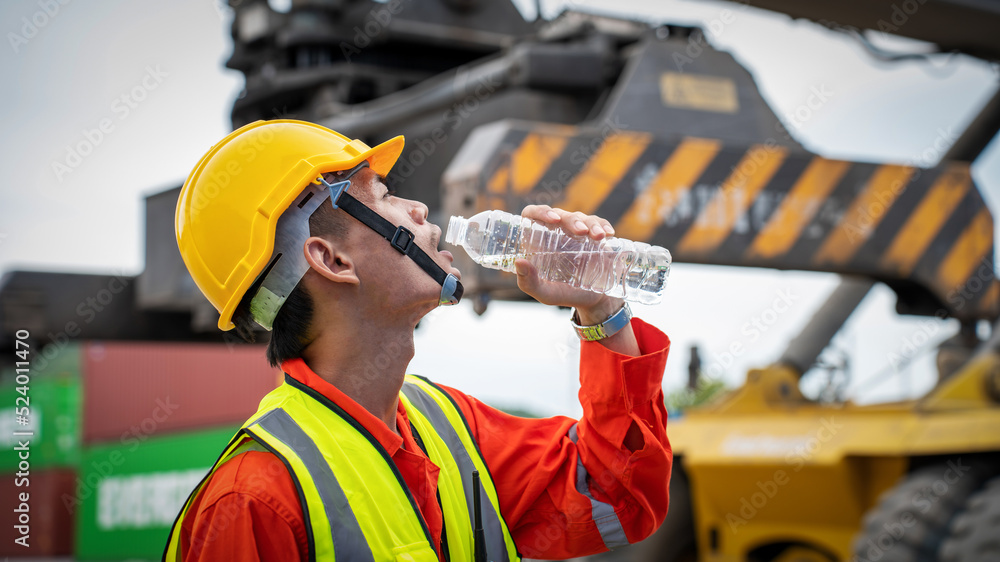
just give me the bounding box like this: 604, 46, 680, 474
176, 119, 404, 331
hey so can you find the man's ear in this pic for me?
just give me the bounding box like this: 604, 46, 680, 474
303, 236, 359, 285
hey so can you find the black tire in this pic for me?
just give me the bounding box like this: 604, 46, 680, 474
851, 461, 991, 562
939, 474, 1000, 562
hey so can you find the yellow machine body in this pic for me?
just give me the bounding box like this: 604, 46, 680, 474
669, 355, 1000, 560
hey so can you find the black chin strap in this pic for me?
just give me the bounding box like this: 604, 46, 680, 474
332, 189, 464, 306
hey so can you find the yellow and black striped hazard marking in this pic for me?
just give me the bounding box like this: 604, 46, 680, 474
470, 125, 997, 321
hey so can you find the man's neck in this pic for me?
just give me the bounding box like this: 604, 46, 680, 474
300, 321, 416, 433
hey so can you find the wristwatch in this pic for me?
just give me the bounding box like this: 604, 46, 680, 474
570, 303, 632, 341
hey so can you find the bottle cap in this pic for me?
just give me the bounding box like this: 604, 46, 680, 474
445, 216, 467, 246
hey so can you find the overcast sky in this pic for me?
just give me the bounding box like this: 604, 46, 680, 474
2, 0, 998, 415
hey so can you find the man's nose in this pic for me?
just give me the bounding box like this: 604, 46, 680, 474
410, 200, 429, 223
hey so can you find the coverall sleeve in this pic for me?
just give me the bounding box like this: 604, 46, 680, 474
180, 451, 309, 562
441, 317, 672, 559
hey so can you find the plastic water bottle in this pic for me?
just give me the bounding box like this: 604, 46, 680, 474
445, 210, 671, 305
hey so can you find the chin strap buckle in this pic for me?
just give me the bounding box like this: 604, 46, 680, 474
390, 226, 414, 253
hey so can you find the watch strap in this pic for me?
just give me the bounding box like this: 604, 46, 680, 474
571, 303, 632, 341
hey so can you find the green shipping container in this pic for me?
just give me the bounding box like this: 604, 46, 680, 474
75, 425, 239, 561
2, 340, 85, 380
0, 374, 81, 472
1, 341, 83, 471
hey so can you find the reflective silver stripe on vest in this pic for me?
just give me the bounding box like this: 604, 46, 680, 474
250, 408, 375, 562
401, 382, 510, 562
567, 423, 629, 550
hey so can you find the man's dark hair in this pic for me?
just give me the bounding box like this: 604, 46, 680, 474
232, 181, 351, 367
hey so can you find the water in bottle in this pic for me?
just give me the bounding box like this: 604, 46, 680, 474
445, 209, 671, 305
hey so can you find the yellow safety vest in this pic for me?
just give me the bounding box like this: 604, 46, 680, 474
164, 374, 521, 562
